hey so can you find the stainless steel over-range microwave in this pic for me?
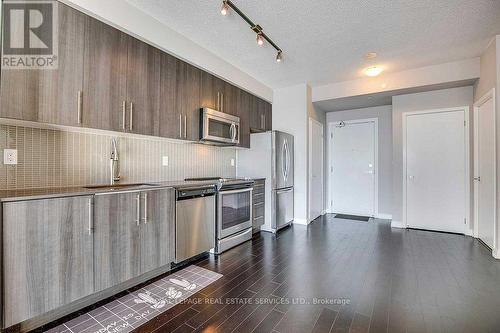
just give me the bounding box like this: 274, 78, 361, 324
200, 108, 240, 145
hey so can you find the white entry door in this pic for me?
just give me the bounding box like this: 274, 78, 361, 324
405, 109, 467, 234
309, 118, 324, 221
474, 92, 496, 249
331, 120, 376, 216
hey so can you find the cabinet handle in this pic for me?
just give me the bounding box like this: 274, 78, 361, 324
217, 92, 220, 110
142, 192, 148, 224
184, 115, 187, 139
77, 91, 83, 124
135, 193, 141, 226
88, 197, 93, 235
122, 101, 127, 130
221, 93, 224, 112
179, 114, 182, 138
129, 102, 133, 131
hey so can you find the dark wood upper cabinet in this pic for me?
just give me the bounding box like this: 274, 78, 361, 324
159, 52, 179, 139
237, 90, 252, 148
200, 72, 225, 112
176, 60, 201, 141
126, 38, 161, 136
83, 16, 128, 132
0, 2, 270, 146
250, 96, 272, 132
0, 3, 85, 125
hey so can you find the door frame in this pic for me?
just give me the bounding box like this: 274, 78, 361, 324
327, 117, 379, 217
308, 117, 324, 222
402, 106, 471, 234
473, 89, 496, 250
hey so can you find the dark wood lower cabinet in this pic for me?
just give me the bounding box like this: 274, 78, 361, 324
2, 196, 94, 328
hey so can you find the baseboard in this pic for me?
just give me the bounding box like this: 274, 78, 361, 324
293, 218, 309, 225
375, 213, 392, 220
391, 220, 406, 229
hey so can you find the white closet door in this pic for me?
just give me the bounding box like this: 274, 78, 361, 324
406, 110, 466, 233
332, 121, 375, 216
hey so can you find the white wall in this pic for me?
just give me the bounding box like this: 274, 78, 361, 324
273, 84, 310, 224
326, 105, 393, 218
61, 0, 273, 101
392, 86, 474, 229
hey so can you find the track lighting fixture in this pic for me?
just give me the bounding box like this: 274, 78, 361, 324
256, 33, 264, 46
220, 1, 229, 16
220, 0, 283, 62
276, 51, 283, 62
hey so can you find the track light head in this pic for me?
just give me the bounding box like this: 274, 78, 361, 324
220, 1, 229, 15
276, 51, 283, 62
256, 33, 264, 46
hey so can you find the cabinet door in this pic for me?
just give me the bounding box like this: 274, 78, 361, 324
222, 82, 238, 115
83, 16, 128, 131
126, 38, 160, 136
159, 53, 180, 139
177, 61, 201, 141
249, 95, 262, 132
2, 196, 94, 327
94, 192, 142, 292
0, 3, 85, 125
264, 101, 273, 131
237, 90, 251, 148
140, 189, 175, 273
200, 71, 225, 111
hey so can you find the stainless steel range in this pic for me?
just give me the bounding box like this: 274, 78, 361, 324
185, 177, 254, 254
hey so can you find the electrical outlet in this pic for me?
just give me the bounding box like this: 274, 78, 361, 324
3, 149, 17, 165
162, 156, 169, 166
230, 158, 235, 167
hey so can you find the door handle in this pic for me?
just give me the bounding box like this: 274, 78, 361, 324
184, 115, 187, 138
129, 102, 134, 131
474, 177, 481, 182
88, 197, 93, 235
142, 192, 148, 224
77, 91, 83, 124
179, 114, 182, 138
122, 101, 127, 130
276, 188, 293, 194
136, 193, 141, 226
282, 141, 286, 180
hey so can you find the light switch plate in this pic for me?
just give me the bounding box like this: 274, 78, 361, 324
162, 156, 169, 166
3, 149, 17, 165
230, 158, 235, 167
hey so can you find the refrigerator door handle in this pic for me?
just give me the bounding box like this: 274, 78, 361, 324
282, 140, 287, 181
284, 140, 289, 182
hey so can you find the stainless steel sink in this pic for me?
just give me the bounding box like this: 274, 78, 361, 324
84, 183, 160, 190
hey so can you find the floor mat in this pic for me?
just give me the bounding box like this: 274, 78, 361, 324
334, 214, 371, 222
46, 265, 222, 333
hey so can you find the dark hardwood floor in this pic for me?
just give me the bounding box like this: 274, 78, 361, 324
130, 214, 500, 333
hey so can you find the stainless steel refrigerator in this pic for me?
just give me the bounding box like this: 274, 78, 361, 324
237, 130, 294, 233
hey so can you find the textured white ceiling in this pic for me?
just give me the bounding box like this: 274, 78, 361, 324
125, 0, 500, 88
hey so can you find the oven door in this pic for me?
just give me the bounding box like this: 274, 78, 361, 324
201, 108, 240, 145
218, 188, 253, 239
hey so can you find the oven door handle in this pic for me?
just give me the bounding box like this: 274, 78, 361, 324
219, 188, 253, 195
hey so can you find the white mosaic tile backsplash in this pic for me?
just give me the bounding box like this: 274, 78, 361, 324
0, 125, 236, 190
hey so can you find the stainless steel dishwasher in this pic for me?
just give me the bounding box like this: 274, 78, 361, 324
175, 185, 216, 263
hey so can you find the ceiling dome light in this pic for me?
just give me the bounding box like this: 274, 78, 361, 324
220, 1, 229, 15
365, 66, 383, 77
276, 51, 283, 62
256, 33, 264, 46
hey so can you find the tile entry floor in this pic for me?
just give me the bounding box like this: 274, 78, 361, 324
42, 215, 500, 332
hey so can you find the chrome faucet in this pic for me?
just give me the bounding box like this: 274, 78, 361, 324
110, 138, 120, 184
